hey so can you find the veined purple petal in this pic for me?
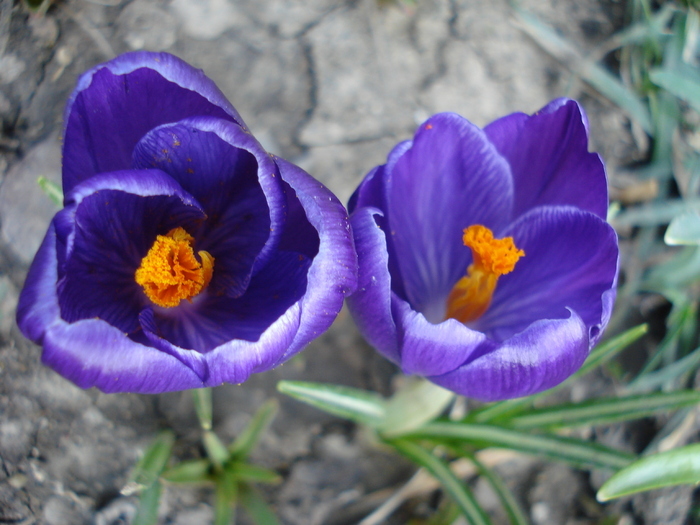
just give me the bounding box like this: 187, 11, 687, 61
266, 157, 358, 365
386, 113, 514, 318
346, 207, 400, 364
484, 98, 608, 219
392, 295, 486, 377
57, 170, 206, 333
133, 118, 278, 297
63, 51, 246, 194
145, 250, 311, 353
429, 311, 589, 401
478, 206, 618, 343
17, 224, 205, 393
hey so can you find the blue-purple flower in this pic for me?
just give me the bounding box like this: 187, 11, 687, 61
16, 51, 357, 394
347, 99, 618, 401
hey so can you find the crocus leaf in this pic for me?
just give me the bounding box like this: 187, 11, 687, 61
626, 345, 700, 394
204, 430, 230, 470
214, 471, 238, 525
192, 387, 213, 431
650, 69, 700, 114
37, 176, 63, 207
504, 391, 700, 429
229, 399, 279, 459
228, 463, 281, 485
470, 455, 529, 525
388, 438, 492, 525
380, 378, 455, 437
240, 484, 282, 525
406, 422, 634, 470
122, 430, 175, 495
597, 443, 700, 501
277, 380, 386, 427
132, 480, 162, 525
577, 323, 648, 377
161, 459, 211, 484
665, 211, 700, 245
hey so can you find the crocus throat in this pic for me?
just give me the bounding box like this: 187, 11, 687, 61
135, 227, 214, 308
445, 225, 524, 324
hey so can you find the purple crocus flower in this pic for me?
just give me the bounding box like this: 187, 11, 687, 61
347, 99, 618, 401
16, 52, 357, 394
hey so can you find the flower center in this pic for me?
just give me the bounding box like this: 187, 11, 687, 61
445, 225, 524, 324
135, 227, 214, 308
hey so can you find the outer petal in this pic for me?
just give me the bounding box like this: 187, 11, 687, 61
62, 51, 245, 193
385, 113, 514, 319
429, 311, 589, 401
16, 223, 204, 393
478, 206, 619, 343
133, 118, 281, 297
484, 98, 608, 219
345, 207, 400, 364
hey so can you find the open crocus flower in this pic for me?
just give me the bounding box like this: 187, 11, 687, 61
347, 99, 618, 401
16, 51, 357, 394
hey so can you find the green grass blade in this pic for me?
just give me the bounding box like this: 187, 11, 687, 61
470, 455, 529, 525
37, 176, 63, 206
597, 443, 700, 501
204, 430, 230, 470
193, 388, 213, 431
132, 480, 162, 525
408, 422, 634, 470
505, 391, 700, 429
277, 380, 386, 427
122, 431, 175, 495
240, 485, 282, 525
626, 345, 700, 393
229, 463, 281, 484
650, 69, 700, 113
577, 324, 648, 377
230, 399, 279, 458
161, 459, 211, 484
389, 439, 492, 525
214, 471, 238, 525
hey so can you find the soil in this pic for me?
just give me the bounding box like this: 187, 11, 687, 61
0, 0, 696, 524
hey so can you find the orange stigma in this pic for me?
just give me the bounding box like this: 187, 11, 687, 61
135, 227, 214, 308
445, 225, 524, 323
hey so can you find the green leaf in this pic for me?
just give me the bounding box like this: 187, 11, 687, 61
665, 211, 700, 245
650, 68, 700, 113
277, 381, 386, 427
388, 439, 492, 525
626, 345, 700, 393
470, 455, 529, 525
37, 176, 63, 207
613, 199, 700, 227
597, 443, 700, 501
122, 431, 175, 495
214, 471, 238, 525
577, 324, 649, 377
505, 391, 700, 429
204, 430, 230, 470
380, 378, 455, 437
193, 388, 213, 431
161, 459, 211, 484
407, 422, 634, 470
132, 480, 162, 525
230, 399, 279, 459
240, 485, 282, 525
228, 463, 281, 485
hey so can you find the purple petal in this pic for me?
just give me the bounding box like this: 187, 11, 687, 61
346, 207, 400, 364
385, 113, 513, 317
392, 295, 487, 377
265, 157, 358, 365
57, 170, 206, 333
146, 250, 311, 353
478, 206, 619, 343
430, 311, 589, 401
484, 98, 608, 219
133, 118, 280, 297
17, 223, 204, 393
62, 51, 246, 194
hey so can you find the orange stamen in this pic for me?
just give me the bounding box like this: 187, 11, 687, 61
135, 227, 214, 308
445, 225, 524, 323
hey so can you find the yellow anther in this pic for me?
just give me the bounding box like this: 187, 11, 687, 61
135, 227, 214, 308
445, 225, 524, 324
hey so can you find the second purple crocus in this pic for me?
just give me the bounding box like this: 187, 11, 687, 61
347, 99, 619, 401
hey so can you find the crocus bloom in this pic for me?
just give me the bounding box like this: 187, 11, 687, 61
16, 51, 357, 394
347, 99, 618, 401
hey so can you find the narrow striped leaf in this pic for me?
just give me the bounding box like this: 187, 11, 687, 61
122, 431, 175, 495
132, 480, 162, 525
230, 399, 279, 459
240, 485, 282, 525
470, 455, 529, 525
